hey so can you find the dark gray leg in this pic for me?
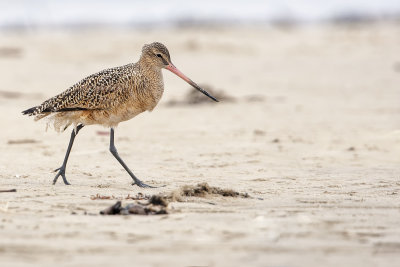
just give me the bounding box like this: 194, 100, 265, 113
53, 124, 84, 185
109, 128, 155, 188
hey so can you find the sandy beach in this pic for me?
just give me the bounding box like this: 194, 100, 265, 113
0, 22, 399, 266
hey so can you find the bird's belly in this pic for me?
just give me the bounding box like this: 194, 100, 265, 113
78, 105, 144, 128
106, 110, 140, 126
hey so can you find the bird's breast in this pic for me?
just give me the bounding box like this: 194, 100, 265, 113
137, 70, 164, 112
147, 82, 164, 111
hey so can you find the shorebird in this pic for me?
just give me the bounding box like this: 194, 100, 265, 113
22, 42, 218, 188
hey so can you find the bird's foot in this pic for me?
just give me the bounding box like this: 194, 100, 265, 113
131, 179, 163, 188
53, 166, 71, 185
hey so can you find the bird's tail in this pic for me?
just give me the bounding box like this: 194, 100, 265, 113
22, 106, 39, 116
22, 105, 51, 123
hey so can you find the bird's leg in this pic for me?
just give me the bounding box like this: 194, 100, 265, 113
53, 124, 84, 185
109, 128, 156, 188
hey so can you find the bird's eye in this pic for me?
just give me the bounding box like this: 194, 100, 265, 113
156, 54, 162, 58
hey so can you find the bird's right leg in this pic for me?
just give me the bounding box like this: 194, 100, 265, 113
108, 128, 156, 188
53, 124, 84, 185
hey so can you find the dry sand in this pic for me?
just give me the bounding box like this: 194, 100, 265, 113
0, 22, 399, 267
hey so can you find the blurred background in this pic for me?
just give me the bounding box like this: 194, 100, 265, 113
1, 0, 400, 28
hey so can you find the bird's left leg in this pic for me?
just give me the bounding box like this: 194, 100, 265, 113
53, 124, 84, 185
109, 128, 156, 188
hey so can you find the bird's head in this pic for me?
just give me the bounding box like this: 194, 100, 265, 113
141, 42, 171, 69
141, 42, 218, 102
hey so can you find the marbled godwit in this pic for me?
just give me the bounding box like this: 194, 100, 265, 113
22, 42, 218, 188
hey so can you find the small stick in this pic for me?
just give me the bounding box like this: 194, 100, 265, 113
0, 189, 17, 193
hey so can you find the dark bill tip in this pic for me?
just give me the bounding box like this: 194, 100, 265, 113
189, 80, 219, 102
166, 63, 219, 103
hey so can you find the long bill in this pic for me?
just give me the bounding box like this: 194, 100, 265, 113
165, 63, 219, 102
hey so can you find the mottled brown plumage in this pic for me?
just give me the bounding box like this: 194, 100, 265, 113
22, 42, 217, 188
23, 42, 178, 131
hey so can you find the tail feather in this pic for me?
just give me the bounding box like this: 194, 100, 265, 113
22, 106, 39, 116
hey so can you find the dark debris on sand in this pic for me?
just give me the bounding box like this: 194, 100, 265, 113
177, 182, 250, 199
7, 139, 39, 145
100, 198, 168, 216
159, 182, 251, 202
91, 192, 152, 201
99, 183, 252, 215
0, 47, 22, 58
0, 189, 17, 193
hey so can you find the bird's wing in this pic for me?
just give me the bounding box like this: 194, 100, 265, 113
35, 66, 134, 114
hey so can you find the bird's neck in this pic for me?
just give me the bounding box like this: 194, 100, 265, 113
138, 55, 160, 73
136, 61, 162, 83
135, 56, 164, 109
